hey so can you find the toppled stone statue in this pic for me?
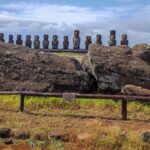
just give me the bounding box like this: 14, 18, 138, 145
85, 36, 92, 50
108, 30, 116, 46
96, 35, 102, 45
43, 34, 49, 49
0, 33, 5, 42
52, 35, 59, 49
73, 30, 80, 49
25, 35, 32, 48
8, 35, 14, 44
121, 34, 128, 46
81, 43, 150, 93
16, 35, 23, 45
34, 35, 40, 49
121, 85, 150, 96
63, 36, 69, 49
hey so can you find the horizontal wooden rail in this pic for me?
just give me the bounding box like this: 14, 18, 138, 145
0, 91, 150, 120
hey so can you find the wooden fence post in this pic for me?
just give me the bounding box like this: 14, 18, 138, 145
20, 94, 25, 112
121, 98, 127, 120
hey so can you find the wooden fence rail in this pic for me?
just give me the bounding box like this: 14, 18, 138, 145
0, 91, 150, 120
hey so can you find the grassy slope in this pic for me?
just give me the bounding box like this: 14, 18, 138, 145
0, 53, 150, 149
0, 95, 150, 150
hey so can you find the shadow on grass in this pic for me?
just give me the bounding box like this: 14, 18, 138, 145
0, 107, 150, 123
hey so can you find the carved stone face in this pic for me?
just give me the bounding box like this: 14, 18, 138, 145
0, 33, 4, 39
64, 36, 68, 41
53, 35, 58, 41
34, 35, 39, 41
96, 35, 101, 40
26, 35, 31, 40
110, 34, 115, 41
44, 35, 49, 40
122, 34, 127, 40
9, 35, 13, 40
86, 36, 91, 41
74, 30, 80, 38
17, 35, 22, 40
110, 30, 116, 35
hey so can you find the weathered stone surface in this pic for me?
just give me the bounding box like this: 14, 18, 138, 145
73, 30, 80, 49
15, 131, 30, 140
81, 44, 150, 93
0, 128, 11, 138
0, 42, 89, 93
52, 35, 59, 49
122, 85, 150, 96
34, 133, 48, 141
8, 35, 14, 44
49, 131, 70, 142
141, 132, 150, 143
4, 139, 13, 145
85, 36, 92, 50
63, 36, 69, 49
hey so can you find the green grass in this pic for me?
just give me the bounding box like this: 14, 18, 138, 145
0, 95, 150, 150
0, 95, 149, 117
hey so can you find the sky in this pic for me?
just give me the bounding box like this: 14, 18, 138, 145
0, 0, 150, 48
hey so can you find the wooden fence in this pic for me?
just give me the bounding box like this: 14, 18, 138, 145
0, 91, 150, 120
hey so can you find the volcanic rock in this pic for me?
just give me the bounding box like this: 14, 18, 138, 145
122, 85, 150, 96
81, 44, 150, 93
0, 42, 89, 92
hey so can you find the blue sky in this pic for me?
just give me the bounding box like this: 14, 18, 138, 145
0, 0, 150, 48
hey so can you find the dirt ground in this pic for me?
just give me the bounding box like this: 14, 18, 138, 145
0, 105, 150, 150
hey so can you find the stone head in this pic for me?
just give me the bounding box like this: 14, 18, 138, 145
0, 33, 4, 39
34, 35, 39, 40
74, 30, 80, 38
110, 34, 115, 40
96, 35, 101, 40
122, 34, 127, 40
9, 35, 13, 40
53, 35, 58, 40
17, 35, 22, 40
110, 30, 116, 35
26, 35, 31, 40
64, 36, 68, 41
86, 36, 91, 41
44, 34, 49, 40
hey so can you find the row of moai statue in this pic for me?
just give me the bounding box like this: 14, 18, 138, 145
0, 30, 128, 50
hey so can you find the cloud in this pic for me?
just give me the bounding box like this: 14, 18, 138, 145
0, 2, 150, 47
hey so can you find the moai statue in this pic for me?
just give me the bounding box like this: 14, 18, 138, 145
25, 35, 32, 48
16, 35, 23, 45
43, 34, 49, 49
96, 34, 102, 45
52, 35, 59, 49
8, 35, 14, 44
0, 33, 5, 42
34, 35, 40, 49
63, 36, 69, 49
108, 30, 116, 46
121, 34, 128, 46
73, 30, 80, 49
85, 36, 92, 50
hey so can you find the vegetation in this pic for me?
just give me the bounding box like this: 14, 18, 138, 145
0, 95, 150, 150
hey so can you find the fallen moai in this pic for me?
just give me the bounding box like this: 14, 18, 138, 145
0, 42, 90, 92
81, 43, 150, 93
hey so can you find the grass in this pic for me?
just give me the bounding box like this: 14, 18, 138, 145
0, 95, 150, 150
54, 52, 85, 62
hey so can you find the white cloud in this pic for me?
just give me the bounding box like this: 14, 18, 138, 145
0, 2, 150, 47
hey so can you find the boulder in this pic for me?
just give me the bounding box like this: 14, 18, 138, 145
0, 42, 89, 93
141, 132, 150, 143
0, 128, 11, 138
15, 131, 30, 140
81, 44, 150, 93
